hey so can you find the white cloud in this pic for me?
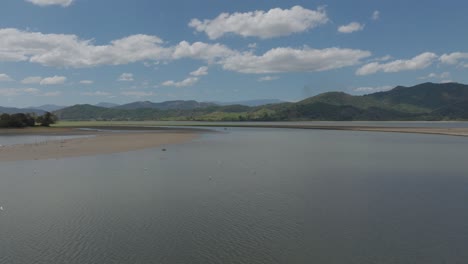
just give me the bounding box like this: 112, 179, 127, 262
0, 27, 372, 76
118, 73, 134, 81
190, 66, 208, 76
21, 75, 67, 85
338, 22, 365, 33
162, 77, 199, 88
418, 72, 451, 80
0, 28, 172, 67
21, 76, 43, 84
248, 43, 257, 49
79, 80, 94, 84
356, 52, 438, 75
353, 85, 393, 93
189, 5, 328, 39
0, 87, 40, 96
172, 41, 236, 62
26, 0, 73, 7
40, 91, 61, 97
371, 10, 380, 20
440, 52, 468, 66
40, 75, 67, 85
121, 91, 155, 97
258, 75, 279, 82
221, 46, 371, 74
374, 55, 392, 62
0, 73, 13, 82
82, 91, 111, 96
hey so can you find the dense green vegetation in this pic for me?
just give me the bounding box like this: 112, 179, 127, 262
0, 112, 58, 128
53, 82, 468, 121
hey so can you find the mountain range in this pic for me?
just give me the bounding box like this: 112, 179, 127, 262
50, 83, 468, 121
2, 83, 468, 121
4, 99, 284, 114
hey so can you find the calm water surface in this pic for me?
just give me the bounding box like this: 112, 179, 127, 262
0, 135, 93, 146
1, 128, 468, 264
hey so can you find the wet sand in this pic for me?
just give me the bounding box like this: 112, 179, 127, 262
1, 124, 467, 162
239, 125, 468, 137
0, 127, 199, 162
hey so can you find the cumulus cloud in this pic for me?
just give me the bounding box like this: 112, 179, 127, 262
221, 46, 371, 74
21, 76, 43, 84
418, 72, 451, 80
258, 75, 279, 82
371, 10, 380, 20
26, 0, 73, 7
0, 87, 40, 96
440, 52, 468, 66
338, 22, 365, 33
0, 27, 376, 76
40, 91, 62, 97
356, 52, 438, 75
162, 77, 199, 88
172, 41, 236, 62
0, 73, 13, 82
353, 85, 393, 93
82, 91, 111, 96
40, 75, 67, 85
118, 73, 134, 81
0, 28, 172, 67
79, 80, 94, 84
189, 6, 328, 39
190, 66, 208, 76
121, 91, 155, 97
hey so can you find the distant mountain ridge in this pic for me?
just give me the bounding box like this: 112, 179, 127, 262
0, 106, 45, 115
95, 102, 120, 108
51, 82, 468, 121
30, 104, 66, 112
4, 82, 468, 121
213, 99, 286, 107
115, 100, 216, 110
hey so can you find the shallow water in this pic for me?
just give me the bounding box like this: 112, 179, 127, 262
0, 135, 93, 147
147, 120, 468, 128
1, 128, 468, 264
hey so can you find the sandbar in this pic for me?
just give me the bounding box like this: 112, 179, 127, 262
247, 125, 468, 137
0, 127, 200, 162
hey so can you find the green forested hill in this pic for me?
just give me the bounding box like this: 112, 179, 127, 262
53, 82, 468, 121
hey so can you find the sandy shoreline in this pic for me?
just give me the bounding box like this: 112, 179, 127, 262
1, 124, 467, 162
229, 124, 468, 137
0, 127, 200, 162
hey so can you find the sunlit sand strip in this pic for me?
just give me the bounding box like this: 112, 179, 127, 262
0, 132, 198, 162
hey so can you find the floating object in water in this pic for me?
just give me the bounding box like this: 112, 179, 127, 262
0, 206, 3, 211
162, 148, 167, 151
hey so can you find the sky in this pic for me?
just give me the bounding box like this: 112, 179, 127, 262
1, 0, 468, 107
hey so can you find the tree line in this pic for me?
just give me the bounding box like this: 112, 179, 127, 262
0, 112, 58, 128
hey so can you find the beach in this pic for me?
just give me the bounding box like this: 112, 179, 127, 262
1, 124, 468, 162
0, 127, 199, 162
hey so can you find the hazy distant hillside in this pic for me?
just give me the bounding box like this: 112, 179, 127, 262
214, 99, 286, 107
116, 100, 215, 110
95, 102, 120, 108
53, 83, 468, 121
30, 104, 66, 112
0, 106, 45, 115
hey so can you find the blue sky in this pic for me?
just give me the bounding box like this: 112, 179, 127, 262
1, 0, 468, 107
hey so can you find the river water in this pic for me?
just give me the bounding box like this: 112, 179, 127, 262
1, 127, 467, 263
